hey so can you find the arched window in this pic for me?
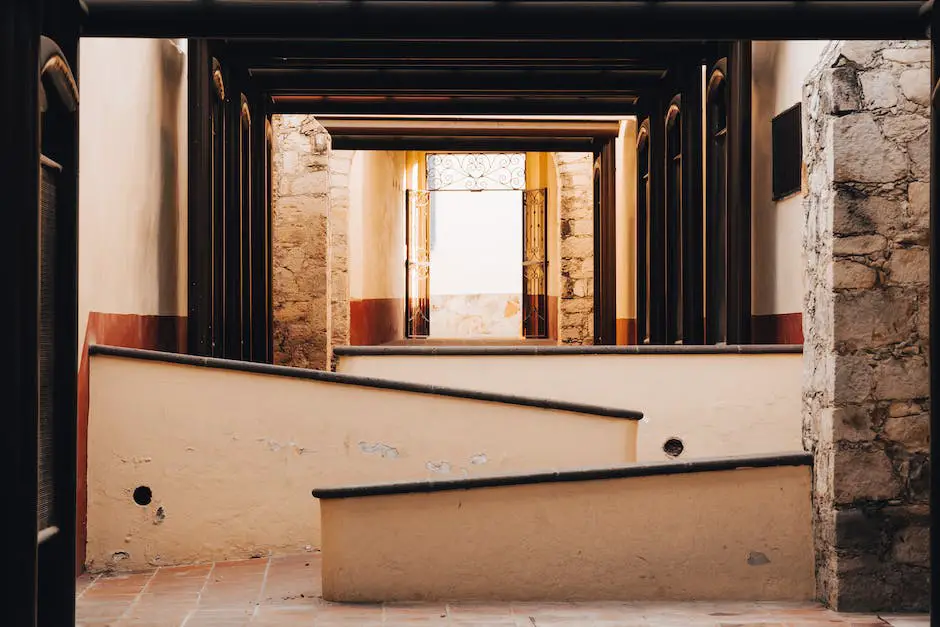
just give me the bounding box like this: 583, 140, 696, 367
636, 120, 651, 344
664, 96, 683, 344
706, 61, 729, 344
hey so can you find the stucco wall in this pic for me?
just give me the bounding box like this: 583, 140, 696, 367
320, 464, 814, 602
802, 40, 930, 612
336, 351, 803, 461
347, 150, 407, 345
751, 41, 830, 321
86, 353, 637, 571
78, 38, 189, 343
615, 120, 638, 343
77, 37, 189, 569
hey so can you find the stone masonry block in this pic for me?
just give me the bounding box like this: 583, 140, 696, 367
832, 446, 902, 504
899, 67, 930, 107
832, 113, 908, 183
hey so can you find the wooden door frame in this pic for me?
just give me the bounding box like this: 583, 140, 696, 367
593, 138, 617, 345
188, 45, 273, 363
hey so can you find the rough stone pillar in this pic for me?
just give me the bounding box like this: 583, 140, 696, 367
803, 40, 930, 612
555, 152, 595, 344
271, 115, 332, 369
329, 150, 354, 349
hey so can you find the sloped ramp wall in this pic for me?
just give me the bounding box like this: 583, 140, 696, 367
335, 346, 802, 462
316, 455, 815, 603
85, 347, 639, 571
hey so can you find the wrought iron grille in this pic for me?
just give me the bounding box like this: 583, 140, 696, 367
405, 189, 431, 337
38, 159, 57, 533
523, 188, 548, 338
427, 153, 526, 191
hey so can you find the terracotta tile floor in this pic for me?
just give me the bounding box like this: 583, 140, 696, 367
77, 555, 929, 626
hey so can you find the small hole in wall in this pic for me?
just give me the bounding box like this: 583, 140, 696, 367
663, 438, 684, 458
133, 486, 153, 506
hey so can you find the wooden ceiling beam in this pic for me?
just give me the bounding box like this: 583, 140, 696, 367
315, 117, 623, 138
81, 0, 927, 40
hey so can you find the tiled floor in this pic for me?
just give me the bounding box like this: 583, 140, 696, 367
77, 555, 929, 626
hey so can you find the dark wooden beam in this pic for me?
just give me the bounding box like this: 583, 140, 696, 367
315, 118, 623, 138
319, 117, 623, 151
268, 96, 638, 117
188, 39, 214, 357
593, 139, 618, 346
648, 96, 667, 344
222, 40, 704, 68
330, 136, 605, 153
250, 68, 662, 95
82, 1, 926, 40
249, 89, 269, 363
1, 0, 42, 624
727, 41, 752, 344
37, 19, 81, 626
223, 62, 243, 360
681, 61, 704, 345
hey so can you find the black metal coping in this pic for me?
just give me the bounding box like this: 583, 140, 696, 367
334, 343, 803, 357
312, 452, 813, 500
88, 345, 643, 420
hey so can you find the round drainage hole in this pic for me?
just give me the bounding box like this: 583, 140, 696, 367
133, 486, 153, 506
663, 438, 684, 458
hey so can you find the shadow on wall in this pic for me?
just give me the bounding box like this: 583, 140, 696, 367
157, 39, 184, 316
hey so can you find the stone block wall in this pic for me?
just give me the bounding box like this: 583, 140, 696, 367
802, 40, 930, 612
555, 152, 595, 344
271, 115, 332, 370
329, 150, 354, 349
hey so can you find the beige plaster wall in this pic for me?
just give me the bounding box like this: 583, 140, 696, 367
615, 119, 638, 325
78, 38, 189, 345
336, 352, 802, 461
86, 353, 637, 571
751, 41, 830, 316
320, 464, 814, 602
348, 151, 407, 300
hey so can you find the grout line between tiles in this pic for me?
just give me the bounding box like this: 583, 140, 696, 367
179, 608, 197, 627
188, 560, 217, 619
118, 567, 161, 621
75, 573, 101, 601
252, 557, 274, 619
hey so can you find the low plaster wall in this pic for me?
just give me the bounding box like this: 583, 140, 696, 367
335, 348, 802, 461
86, 349, 638, 571
317, 460, 814, 602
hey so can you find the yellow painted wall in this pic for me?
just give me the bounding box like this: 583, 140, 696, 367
320, 464, 814, 602
86, 353, 637, 571
336, 351, 803, 461
348, 151, 407, 300
615, 119, 638, 328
